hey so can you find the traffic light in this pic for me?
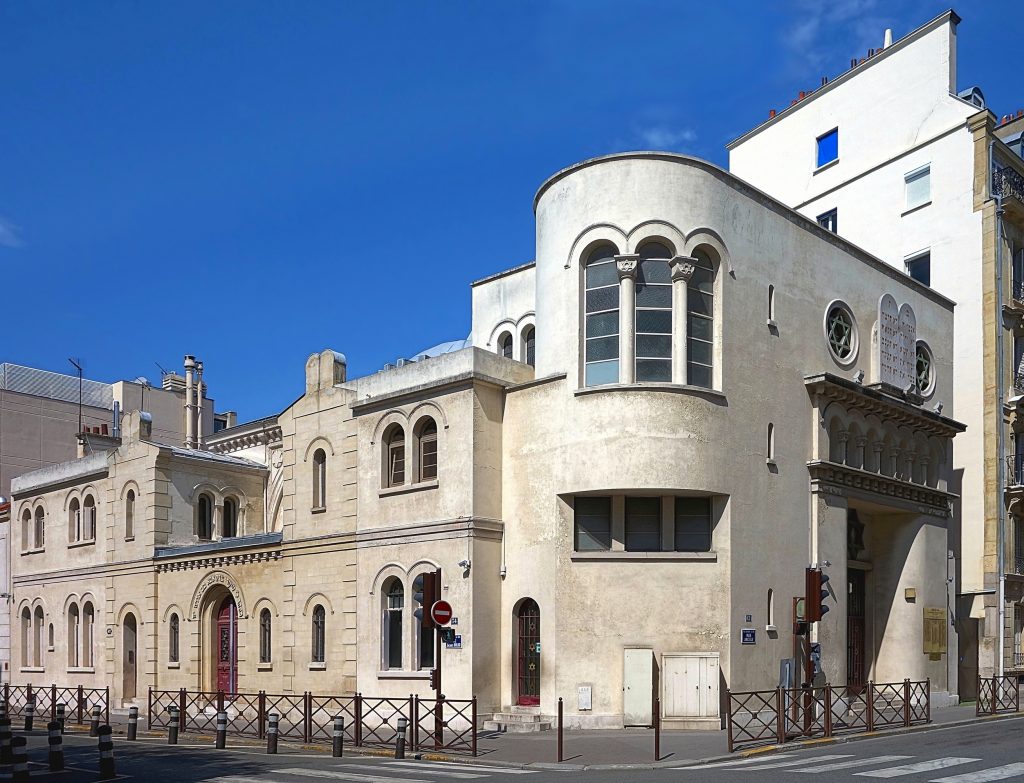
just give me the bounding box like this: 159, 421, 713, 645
413, 572, 437, 629
805, 567, 831, 622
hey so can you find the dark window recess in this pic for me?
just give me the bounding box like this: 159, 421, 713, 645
625, 497, 661, 551
674, 497, 712, 552
817, 209, 838, 233
574, 496, 611, 551
906, 253, 931, 287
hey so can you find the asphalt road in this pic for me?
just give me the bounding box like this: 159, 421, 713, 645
10, 717, 1024, 783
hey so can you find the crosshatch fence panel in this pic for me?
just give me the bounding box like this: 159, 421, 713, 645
976, 675, 1019, 716
2, 684, 108, 725
146, 688, 477, 756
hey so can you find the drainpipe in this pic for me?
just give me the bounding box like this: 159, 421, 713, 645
991, 140, 1007, 676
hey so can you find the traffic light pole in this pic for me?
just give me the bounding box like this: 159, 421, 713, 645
433, 567, 443, 750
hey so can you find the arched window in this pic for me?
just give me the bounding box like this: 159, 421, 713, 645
311, 605, 326, 664
69, 498, 81, 543
196, 494, 213, 540
383, 425, 406, 488
522, 326, 536, 367
416, 418, 438, 483
312, 448, 327, 510
498, 332, 514, 360
82, 602, 94, 668
635, 242, 673, 382
21, 608, 31, 668
584, 244, 620, 386
259, 608, 272, 664
767, 589, 775, 628
48, 623, 54, 650
768, 284, 776, 324
767, 422, 775, 462
687, 250, 716, 388
415, 573, 435, 670
67, 604, 80, 667
169, 613, 179, 663
34, 507, 46, 549
21, 510, 31, 552
382, 578, 404, 670
82, 495, 96, 541
33, 607, 44, 667
223, 498, 238, 538
125, 490, 135, 539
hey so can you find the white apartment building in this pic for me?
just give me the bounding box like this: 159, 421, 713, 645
729, 9, 1024, 693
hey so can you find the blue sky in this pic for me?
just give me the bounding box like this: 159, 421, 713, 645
2, 1, 1019, 421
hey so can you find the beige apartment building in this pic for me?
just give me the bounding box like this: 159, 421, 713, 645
9, 152, 963, 728
728, 9, 1024, 691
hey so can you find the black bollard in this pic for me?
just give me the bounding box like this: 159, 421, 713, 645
394, 716, 408, 760
266, 712, 279, 754
215, 710, 227, 749
127, 705, 138, 741
90, 704, 101, 737
332, 715, 344, 758
55, 703, 66, 734
47, 720, 64, 772
23, 698, 35, 733
98, 724, 116, 781
11, 736, 28, 783
0, 716, 11, 763
167, 706, 179, 745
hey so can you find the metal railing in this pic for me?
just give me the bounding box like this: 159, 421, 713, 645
1013, 279, 1024, 304
977, 675, 1020, 715
148, 688, 477, 756
1007, 455, 1024, 487
727, 680, 930, 753
2, 684, 109, 724
994, 166, 1024, 203
1015, 652, 1024, 668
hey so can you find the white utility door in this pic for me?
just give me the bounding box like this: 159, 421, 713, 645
622, 648, 653, 726
663, 653, 720, 718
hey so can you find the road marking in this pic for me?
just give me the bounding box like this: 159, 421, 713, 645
334, 764, 485, 779
931, 763, 1024, 782
796, 756, 914, 773
278, 768, 432, 783
735, 754, 853, 770
385, 762, 536, 775
855, 758, 981, 778
675, 753, 798, 769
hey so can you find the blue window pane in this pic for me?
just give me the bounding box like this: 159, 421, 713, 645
817, 129, 838, 168
586, 286, 619, 313
585, 335, 619, 362
586, 311, 619, 338
636, 284, 672, 308
586, 260, 618, 289
585, 359, 619, 387
636, 359, 672, 382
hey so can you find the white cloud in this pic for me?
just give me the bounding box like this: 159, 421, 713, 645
0, 217, 23, 248
636, 126, 698, 150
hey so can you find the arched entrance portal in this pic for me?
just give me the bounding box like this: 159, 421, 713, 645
216, 596, 238, 694
122, 614, 137, 702
514, 598, 540, 706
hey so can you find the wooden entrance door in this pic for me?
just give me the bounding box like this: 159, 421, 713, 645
216, 597, 238, 694
122, 614, 137, 702
847, 569, 866, 689
516, 599, 540, 706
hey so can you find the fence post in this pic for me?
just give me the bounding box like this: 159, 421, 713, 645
77, 685, 84, 725
51, 684, 57, 718
557, 697, 563, 763
471, 695, 477, 758
775, 687, 785, 744
355, 693, 363, 747
993, 676, 998, 715
903, 679, 911, 727
178, 689, 187, 732
258, 691, 266, 740
824, 685, 833, 738
412, 694, 419, 751
147, 688, 153, 730
725, 691, 735, 754
866, 682, 875, 732
408, 694, 414, 749
926, 678, 932, 722
304, 692, 312, 744
654, 696, 660, 761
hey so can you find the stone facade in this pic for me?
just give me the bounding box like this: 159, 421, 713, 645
9, 152, 962, 728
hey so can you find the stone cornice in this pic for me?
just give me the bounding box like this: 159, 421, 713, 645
156, 548, 282, 573
805, 373, 965, 439
807, 460, 954, 516
207, 422, 283, 455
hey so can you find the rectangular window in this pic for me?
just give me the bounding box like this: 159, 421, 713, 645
625, 497, 661, 552
816, 208, 838, 234
675, 497, 712, 552
906, 252, 931, 287
816, 128, 839, 168
905, 165, 931, 210
388, 442, 405, 486
574, 496, 611, 551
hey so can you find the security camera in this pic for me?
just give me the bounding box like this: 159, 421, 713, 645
458, 559, 471, 569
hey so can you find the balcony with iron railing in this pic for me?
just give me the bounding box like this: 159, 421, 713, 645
995, 165, 1024, 215
1014, 278, 1024, 305
1007, 454, 1024, 488
1016, 651, 1024, 669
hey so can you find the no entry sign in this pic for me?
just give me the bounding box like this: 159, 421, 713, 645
430, 600, 453, 626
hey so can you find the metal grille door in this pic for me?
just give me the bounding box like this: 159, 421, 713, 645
847, 569, 866, 689
516, 599, 540, 706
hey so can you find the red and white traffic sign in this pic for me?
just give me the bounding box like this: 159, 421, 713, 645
430, 600, 453, 626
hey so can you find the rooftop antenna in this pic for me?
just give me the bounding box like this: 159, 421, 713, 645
155, 362, 170, 378
68, 357, 84, 435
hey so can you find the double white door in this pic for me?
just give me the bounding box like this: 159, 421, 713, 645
663, 653, 719, 718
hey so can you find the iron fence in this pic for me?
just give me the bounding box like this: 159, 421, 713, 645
727, 680, 929, 752
3, 684, 108, 725
977, 675, 1020, 716
147, 688, 477, 755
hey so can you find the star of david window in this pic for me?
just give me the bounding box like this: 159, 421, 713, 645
825, 304, 856, 363
916, 342, 934, 395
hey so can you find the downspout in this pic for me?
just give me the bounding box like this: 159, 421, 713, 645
991, 140, 1007, 676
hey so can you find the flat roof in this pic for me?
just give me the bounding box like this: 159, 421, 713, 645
471, 261, 536, 288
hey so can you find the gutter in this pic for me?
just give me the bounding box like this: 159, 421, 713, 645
991, 139, 1008, 676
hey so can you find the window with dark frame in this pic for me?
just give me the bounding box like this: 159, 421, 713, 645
523, 326, 536, 367
259, 608, 272, 664
418, 419, 438, 482
635, 243, 673, 382
169, 613, 180, 663
312, 604, 326, 664
416, 573, 435, 670
906, 252, 931, 287
816, 128, 838, 168
312, 448, 327, 509
384, 580, 403, 670
675, 497, 712, 552
197, 495, 212, 540
817, 208, 838, 233
574, 496, 612, 551
625, 497, 662, 551
584, 245, 620, 386
385, 426, 405, 487
499, 332, 513, 359
687, 251, 715, 388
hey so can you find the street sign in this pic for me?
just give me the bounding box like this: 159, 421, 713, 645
430, 600, 454, 626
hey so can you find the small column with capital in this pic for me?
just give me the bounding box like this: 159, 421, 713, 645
670, 256, 698, 385
615, 255, 639, 384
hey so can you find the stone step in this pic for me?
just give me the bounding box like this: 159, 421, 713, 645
489, 712, 550, 724
481, 719, 552, 733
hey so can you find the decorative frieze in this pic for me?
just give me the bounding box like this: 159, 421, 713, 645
808, 460, 952, 514
156, 549, 282, 574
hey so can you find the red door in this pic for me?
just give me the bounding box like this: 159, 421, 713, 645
216, 597, 237, 694
516, 599, 540, 706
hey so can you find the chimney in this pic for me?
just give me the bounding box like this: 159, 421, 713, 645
184, 355, 196, 449
883, 28, 893, 48
196, 361, 205, 450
